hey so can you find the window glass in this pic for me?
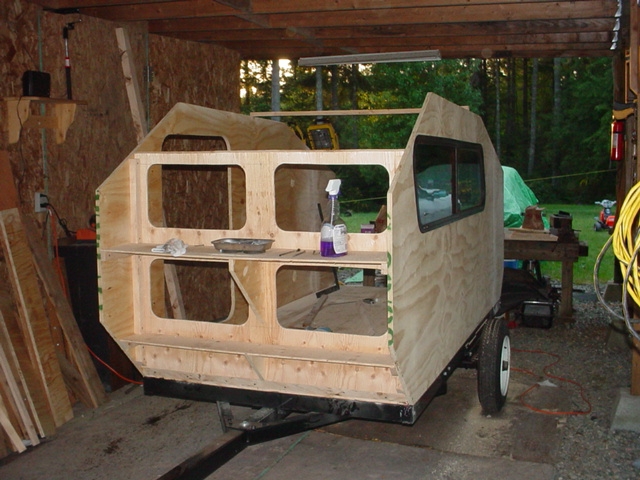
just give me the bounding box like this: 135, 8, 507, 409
457, 148, 483, 211
413, 136, 484, 232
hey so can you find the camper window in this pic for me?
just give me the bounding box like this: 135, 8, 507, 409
413, 135, 485, 232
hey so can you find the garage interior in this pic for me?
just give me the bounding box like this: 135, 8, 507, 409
1, 1, 640, 479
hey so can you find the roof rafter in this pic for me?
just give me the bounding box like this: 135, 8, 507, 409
28, 0, 621, 60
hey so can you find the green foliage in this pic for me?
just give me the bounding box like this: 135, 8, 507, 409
531, 59, 614, 203
540, 203, 616, 285
239, 57, 615, 206
480, 58, 614, 203
344, 204, 615, 286
342, 211, 380, 232
357, 60, 483, 149
333, 164, 388, 213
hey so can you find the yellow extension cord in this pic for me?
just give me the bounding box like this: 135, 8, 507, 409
612, 181, 640, 307
608, 181, 640, 340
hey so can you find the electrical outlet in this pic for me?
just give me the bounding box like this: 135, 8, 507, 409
34, 192, 48, 213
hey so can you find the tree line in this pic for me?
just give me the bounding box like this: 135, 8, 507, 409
241, 57, 615, 206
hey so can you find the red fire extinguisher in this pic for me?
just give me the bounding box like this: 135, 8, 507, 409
611, 119, 625, 162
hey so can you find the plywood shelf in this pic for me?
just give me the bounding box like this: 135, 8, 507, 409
5, 97, 86, 144
100, 243, 388, 272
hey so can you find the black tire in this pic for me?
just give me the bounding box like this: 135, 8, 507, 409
477, 316, 510, 414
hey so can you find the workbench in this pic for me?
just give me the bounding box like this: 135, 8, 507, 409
504, 230, 588, 321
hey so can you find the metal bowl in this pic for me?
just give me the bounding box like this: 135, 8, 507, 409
211, 238, 274, 253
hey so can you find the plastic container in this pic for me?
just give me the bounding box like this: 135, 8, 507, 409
320, 179, 347, 257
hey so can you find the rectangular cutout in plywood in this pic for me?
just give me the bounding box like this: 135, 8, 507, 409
150, 259, 246, 325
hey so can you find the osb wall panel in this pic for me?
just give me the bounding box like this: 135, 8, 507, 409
147, 34, 240, 321
1, 1, 241, 328
148, 34, 240, 124
1, 4, 139, 227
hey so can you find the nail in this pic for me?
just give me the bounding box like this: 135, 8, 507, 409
279, 248, 301, 256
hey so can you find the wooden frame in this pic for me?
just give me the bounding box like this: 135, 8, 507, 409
97, 93, 503, 409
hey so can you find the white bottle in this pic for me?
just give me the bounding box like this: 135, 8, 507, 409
320, 179, 347, 257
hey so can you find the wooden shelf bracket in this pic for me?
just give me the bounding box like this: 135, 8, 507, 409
4, 97, 85, 144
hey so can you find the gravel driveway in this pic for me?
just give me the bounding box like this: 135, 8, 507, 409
511, 283, 640, 480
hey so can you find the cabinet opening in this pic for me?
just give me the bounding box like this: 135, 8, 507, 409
162, 134, 227, 152
276, 266, 388, 337
147, 164, 246, 230
274, 164, 389, 232
149, 259, 248, 325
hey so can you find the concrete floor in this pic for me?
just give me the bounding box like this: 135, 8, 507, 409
0, 369, 557, 480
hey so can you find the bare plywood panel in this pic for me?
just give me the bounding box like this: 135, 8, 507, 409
388, 93, 503, 404
97, 97, 503, 408
133, 102, 307, 155
0, 152, 105, 409
0, 394, 25, 454
0, 152, 18, 211
22, 216, 107, 408
0, 209, 73, 429
0, 335, 39, 447
0, 281, 46, 439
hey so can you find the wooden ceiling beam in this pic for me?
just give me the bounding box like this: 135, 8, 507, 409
33, 0, 614, 15
216, 39, 613, 52
216, 0, 251, 10
247, 0, 603, 15
312, 19, 616, 38
175, 23, 614, 43
79, 1, 238, 21
74, 0, 601, 21
28, 0, 620, 60
30, 0, 177, 9
318, 32, 613, 47
226, 43, 615, 60
148, 1, 615, 33
175, 28, 611, 46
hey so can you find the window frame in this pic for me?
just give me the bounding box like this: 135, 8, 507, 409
413, 135, 486, 233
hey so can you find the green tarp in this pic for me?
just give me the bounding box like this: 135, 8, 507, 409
503, 166, 545, 228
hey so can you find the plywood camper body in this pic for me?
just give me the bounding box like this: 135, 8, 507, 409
96, 93, 503, 423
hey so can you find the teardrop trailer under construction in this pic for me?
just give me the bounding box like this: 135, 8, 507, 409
96, 93, 507, 473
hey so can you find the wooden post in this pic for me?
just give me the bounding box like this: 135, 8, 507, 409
115, 27, 147, 143
116, 28, 186, 320
559, 259, 574, 320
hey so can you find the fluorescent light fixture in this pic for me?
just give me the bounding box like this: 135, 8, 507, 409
298, 49, 441, 66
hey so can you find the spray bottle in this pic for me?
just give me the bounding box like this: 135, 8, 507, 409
320, 179, 347, 257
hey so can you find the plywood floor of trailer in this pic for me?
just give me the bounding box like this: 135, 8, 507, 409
277, 285, 388, 336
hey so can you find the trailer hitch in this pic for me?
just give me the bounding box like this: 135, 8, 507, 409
156, 401, 346, 480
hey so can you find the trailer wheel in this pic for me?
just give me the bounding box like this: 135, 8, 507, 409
477, 317, 510, 414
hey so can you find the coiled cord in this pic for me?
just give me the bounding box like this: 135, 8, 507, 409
607, 181, 640, 341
